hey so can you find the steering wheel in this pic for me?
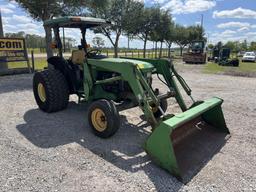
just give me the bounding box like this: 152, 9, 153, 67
86, 49, 101, 58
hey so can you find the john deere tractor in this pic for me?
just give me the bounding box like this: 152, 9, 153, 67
33, 16, 230, 182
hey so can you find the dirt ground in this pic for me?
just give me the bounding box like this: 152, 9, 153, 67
0, 65, 255, 192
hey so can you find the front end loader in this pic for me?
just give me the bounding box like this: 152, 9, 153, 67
33, 16, 230, 182
183, 40, 207, 64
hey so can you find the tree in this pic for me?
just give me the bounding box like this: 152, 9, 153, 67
165, 23, 175, 58
122, 0, 143, 50
186, 25, 206, 46
207, 43, 214, 49
224, 41, 236, 51
92, 36, 105, 48
153, 10, 173, 58
5, 31, 25, 38
90, 0, 144, 57
14, 0, 102, 58
174, 25, 189, 56
241, 39, 248, 51
5, 31, 75, 51
127, 6, 161, 58
249, 42, 256, 51
5, 31, 45, 48
150, 30, 160, 59
65, 37, 76, 51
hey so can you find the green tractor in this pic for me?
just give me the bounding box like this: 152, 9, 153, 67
208, 42, 239, 67
218, 48, 239, 67
33, 16, 230, 182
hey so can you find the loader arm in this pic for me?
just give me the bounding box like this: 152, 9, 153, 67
121, 57, 230, 182
86, 59, 161, 127
122, 58, 190, 111
87, 58, 230, 182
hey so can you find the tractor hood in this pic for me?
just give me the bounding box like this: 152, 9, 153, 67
100, 58, 154, 71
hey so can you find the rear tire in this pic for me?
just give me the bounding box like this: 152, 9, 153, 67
88, 99, 120, 138
33, 69, 69, 113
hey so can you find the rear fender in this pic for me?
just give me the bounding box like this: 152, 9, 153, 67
47, 56, 69, 75
47, 56, 76, 93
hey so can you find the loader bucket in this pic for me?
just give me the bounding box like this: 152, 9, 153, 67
144, 97, 230, 183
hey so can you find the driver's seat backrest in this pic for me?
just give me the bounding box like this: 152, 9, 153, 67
72, 50, 85, 65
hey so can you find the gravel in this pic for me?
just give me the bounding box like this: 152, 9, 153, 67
0, 69, 255, 192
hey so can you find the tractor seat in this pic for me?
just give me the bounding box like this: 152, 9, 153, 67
71, 50, 85, 65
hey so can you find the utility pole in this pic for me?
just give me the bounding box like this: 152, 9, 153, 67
207, 33, 210, 44
62, 27, 65, 52
200, 14, 204, 28
0, 10, 3, 37
0, 9, 8, 70
200, 14, 204, 39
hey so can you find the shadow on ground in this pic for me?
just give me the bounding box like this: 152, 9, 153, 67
0, 74, 32, 94
16, 102, 228, 190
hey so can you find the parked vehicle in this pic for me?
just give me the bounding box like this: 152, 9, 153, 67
208, 43, 239, 67
242, 52, 256, 62
183, 40, 207, 64
218, 48, 239, 67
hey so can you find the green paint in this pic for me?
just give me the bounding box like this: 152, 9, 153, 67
38, 17, 231, 181
144, 97, 229, 179
125, 58, 187, 111
84, 57, 230, 180
100, 58, 154, 71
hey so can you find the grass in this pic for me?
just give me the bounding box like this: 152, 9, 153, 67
238, 62, 256, 72
27, 48, 43, 54
9, 55, 256, 77
8, 58, 47, 70
204, 62, 227, 74
6, 50, 171, 70
204, 59, 256, 75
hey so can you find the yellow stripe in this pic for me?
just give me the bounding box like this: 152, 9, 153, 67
137, 63, 144, 69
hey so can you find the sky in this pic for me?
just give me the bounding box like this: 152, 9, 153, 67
0, 0, 256, 48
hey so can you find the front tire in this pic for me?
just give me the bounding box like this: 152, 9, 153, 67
88, 99, 120, 138
33, 69, 69, 113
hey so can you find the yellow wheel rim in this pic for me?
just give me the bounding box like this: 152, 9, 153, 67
91, 108, 107, 132
37, 83, 46, 102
